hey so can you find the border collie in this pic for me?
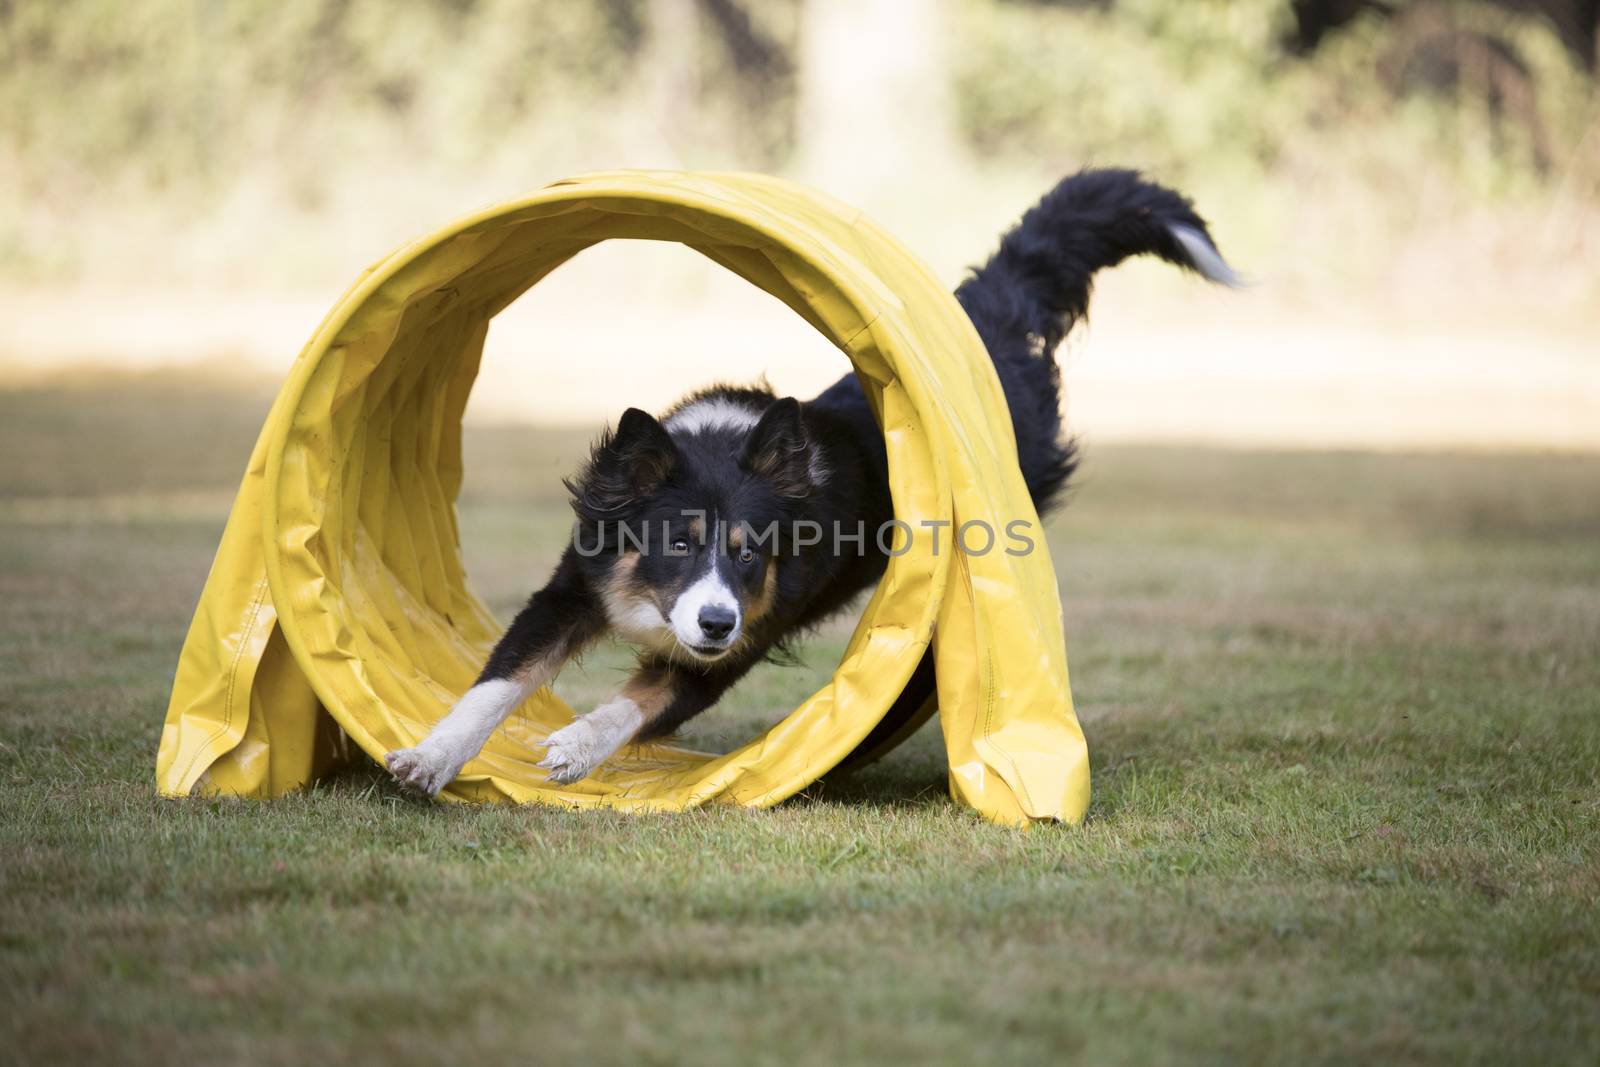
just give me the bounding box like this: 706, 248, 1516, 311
386, 168, 1236, 794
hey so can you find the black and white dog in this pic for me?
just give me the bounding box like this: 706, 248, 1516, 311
385, 169, 1236, 794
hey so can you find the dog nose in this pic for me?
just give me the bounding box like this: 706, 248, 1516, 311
698, 605, 737, 642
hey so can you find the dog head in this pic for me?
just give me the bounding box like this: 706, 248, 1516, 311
566, 394, 822, 664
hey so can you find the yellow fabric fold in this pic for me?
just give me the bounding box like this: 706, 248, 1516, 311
156, 170, 1089, 825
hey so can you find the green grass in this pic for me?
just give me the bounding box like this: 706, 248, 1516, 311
2, 379, 1598, 1065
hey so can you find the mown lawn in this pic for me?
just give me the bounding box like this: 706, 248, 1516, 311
2, 378, 1597, 1065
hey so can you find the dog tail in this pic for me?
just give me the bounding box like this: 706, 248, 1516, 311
955, 168, 1238, 357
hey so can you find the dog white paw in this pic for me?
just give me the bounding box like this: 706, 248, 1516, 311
385, 745, 462, 797
537, 719, 609, 785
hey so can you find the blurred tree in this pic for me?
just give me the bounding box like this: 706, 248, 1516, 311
692, 0, 800, 166
1282, 1, 1589, 172
1287, 0, 1599, 70
700, 0, 794, 93
794, 0, 961, 197
1377, 2, 1555, 169
642, 0, 700, 160
2, 0, 1594, 290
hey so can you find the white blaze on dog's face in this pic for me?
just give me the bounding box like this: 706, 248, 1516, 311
597, 511, 784, 664
576, 396, 813, 664
616, 514, 758, 663
666, 548, 743, 658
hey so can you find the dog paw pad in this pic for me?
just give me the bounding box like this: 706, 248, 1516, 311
385, 746, 455, 797
537, 721, 605, 785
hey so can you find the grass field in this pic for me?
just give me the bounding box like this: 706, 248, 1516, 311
2, 377, 1598, 1065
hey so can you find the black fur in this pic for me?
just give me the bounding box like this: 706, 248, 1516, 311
477, 169, 1235, 773
953, 166, 1230, 508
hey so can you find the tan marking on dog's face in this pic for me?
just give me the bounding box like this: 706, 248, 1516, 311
613, 551, 639, 581
743, 557, 780, 624
599, 552, 673, 649
728, 524, 744, 550
689, 515, 705, 543
599, 552, 640, 610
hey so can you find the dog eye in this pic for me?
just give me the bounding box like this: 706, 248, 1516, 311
737, 547, 756, 564
670, 538, 691, 555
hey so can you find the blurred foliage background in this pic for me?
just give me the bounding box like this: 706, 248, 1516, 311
2, 0, 1595, 298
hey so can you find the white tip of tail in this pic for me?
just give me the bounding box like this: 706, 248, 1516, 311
1168, 224, 1244, 288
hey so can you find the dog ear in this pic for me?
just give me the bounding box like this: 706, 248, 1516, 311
741, 397, 814, 499
564, 408, 677, 521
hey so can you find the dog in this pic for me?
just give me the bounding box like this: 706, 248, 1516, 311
385, 168, 1236, 794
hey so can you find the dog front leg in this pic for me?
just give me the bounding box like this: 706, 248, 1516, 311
537, 657, 746, 785
387, 553, 601, 796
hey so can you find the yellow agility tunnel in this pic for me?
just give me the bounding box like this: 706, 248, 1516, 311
155, 170, 1090, 826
